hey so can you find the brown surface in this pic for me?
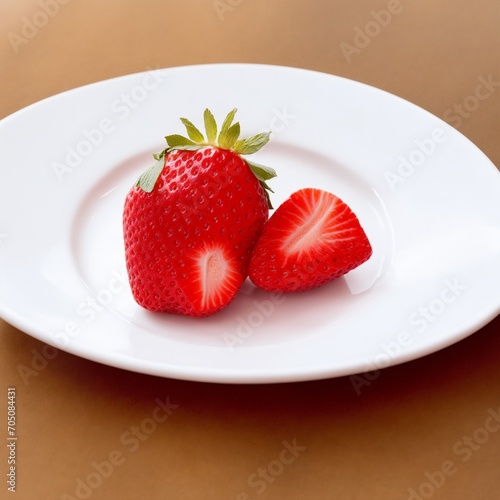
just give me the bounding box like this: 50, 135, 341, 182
1, 0, 500, 499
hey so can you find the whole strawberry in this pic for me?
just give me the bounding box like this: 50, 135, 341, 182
123, 109, 276, 317
248, 188, 372, 292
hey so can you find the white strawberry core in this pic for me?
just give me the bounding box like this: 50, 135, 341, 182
281, 190, 356, 256
283, 191, 337, 255
197, 247, 232, 308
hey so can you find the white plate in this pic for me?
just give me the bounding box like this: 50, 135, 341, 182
1, 64, 499, 384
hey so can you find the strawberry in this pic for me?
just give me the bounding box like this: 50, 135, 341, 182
123, 109, 276, 317
248, 188, 372, 293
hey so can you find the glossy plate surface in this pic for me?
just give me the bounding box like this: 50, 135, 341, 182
1, 64, 499, 383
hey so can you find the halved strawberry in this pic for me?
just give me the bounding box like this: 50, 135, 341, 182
248, 188, 372, 292
123, 109, 277, 317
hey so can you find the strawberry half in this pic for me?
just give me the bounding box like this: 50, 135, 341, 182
123, 109, 277, 317
248, 188, 372, 293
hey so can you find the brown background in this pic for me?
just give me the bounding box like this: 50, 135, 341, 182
1, 0, 500, 499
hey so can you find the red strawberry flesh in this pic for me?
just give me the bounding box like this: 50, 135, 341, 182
248, 188, 372, 292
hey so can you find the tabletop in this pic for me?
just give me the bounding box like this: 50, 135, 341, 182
1, 0, 500, 499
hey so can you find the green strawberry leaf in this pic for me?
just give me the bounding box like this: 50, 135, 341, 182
136, 155, 165, 193
204, 109, 217, 144
180, 118, 205, 143
218, 108, 237, 145
152, 147, 168, 160
245, 159, 277, 182
234, 131, 271, 155
259, 179, 274, 193
218, 122, 240, 150
244, 160, 276, 209
260, 182, 274, 209
165, 134, 197, 148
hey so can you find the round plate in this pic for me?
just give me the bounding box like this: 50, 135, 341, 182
1, 64, 499, 383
